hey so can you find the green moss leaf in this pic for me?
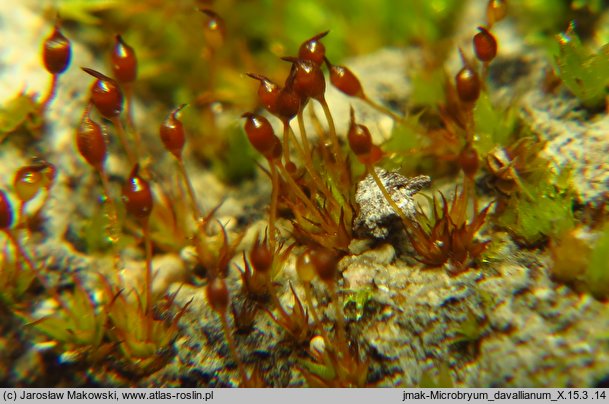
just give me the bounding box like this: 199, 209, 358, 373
56, 0, 120, 24
343, 288, 374, 321
473, 93, 518, 155
497, 166, 575, 244
554, 21, 609, 107
382, 117, 425, 172
410, 69, 446, 107
0, 93, 40, 141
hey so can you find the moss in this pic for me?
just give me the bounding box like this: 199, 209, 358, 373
343, 287, 374, 321
410, 69, 446, 108
212, 125, 257, 184
419, 362, 454, 388
0, 252, 36, 307
5, 0, 609, 387
473, 93, 519, 156
550, 229, 592, 283
0, 93, 41, 143
586, 224, 609, 299
497, 166, 576, 244
553, 21, 609, 108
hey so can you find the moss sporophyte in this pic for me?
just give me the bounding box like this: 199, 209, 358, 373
1, 0, 607, 387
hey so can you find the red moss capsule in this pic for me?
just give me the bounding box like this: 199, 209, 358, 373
160, 105, 187, 159
310, 247, 339, 283
487, 0, 508, 27
42, 25, 71, 75
275, 85, 301, 122
112, 35, 137, 84
249, 237, 273, 275
76, 111, 107, 169
246, 73, 280, 115
206, 276, 229, 313
283, 57, 326, 101
13, 166, 44, 203
242, 112, 277, 158
284, 161, 297, 174
121, 164, 153, 220
347, 108, 372, 156
268, 136, 283, 161
298, 31, 329, 65
327, 62, 364, 98
0, 190, 14, 230
82, 67, 124, 118
455, 66, 480, 103
359, 144, 383, 165
458, 142, 479, 179
473, 26, 497, 63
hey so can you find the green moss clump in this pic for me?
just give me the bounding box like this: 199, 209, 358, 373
497, 163, 576, 245
554, 21, 609, 107
0, 254, 36, 307
473, 93, 519, 156
0, 93, 41, 143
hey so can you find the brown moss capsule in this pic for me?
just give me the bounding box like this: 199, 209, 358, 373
122, 164, 153, 220
76, 111, 107, 169
473, 26, 497, 63
42, 25, 71, 75
348, 108, 372, 156
487, 0, 508, 27
285, 161, 297, 174
275, 85, 301, 122
296, 251, 315, 283
242, 112, 277, 158
112, 35, 137, 84
13, 166, 45, 203
310, 247, 339, 283
455, 66, 480, 103
327, 62, 363, 98
0, 190, 13, 230
268, 135, 283, 161
458, 142, 479, 179
160, 105, 187, 158
246, 73, 280, 115
249, 237, 273, 275
283, 57, 326, 101
82, 67, 124, 118
358, 144, 383, 166
206, 276, 229, 314
298, 31, 329, 65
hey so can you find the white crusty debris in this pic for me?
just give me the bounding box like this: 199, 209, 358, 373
354, 168, 431, 239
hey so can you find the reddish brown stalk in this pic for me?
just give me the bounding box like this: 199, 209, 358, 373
41, 74, 59, 110
141, 219, 153, 315
268, 163, 279, 250
110, 116, 137, 166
